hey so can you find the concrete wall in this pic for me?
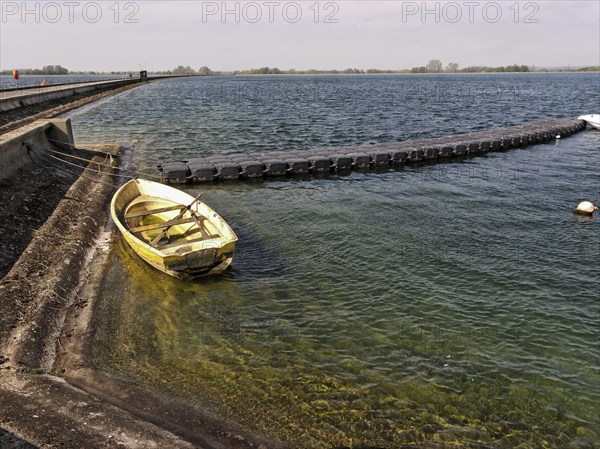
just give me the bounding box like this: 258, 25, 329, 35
0, 79, 140, 113
0, 118, 74, 180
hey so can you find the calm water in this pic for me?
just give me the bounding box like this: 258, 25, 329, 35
69, 74, 599, 448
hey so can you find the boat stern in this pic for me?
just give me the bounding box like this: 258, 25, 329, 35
163, 240, 237, 278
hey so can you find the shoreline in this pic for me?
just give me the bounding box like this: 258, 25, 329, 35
0, 82, 594, 447
0, 131, 280, 448
0, 81, 151, 136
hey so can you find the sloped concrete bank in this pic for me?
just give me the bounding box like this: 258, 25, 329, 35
0, 80, 151, 136
0, 79, 140, 113
0, 118, 75, 181
0, 149, 180, 449
0, 150, 280, 447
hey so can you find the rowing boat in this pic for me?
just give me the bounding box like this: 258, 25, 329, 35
110, 178, 237, 279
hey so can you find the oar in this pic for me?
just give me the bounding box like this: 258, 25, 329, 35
150, 191, 204, 247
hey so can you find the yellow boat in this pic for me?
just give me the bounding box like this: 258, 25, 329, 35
110, 178, 238, 279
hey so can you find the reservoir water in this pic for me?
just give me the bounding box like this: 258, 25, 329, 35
68, 74, 599, 448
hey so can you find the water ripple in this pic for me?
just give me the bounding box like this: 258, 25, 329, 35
82, 74, 600, 448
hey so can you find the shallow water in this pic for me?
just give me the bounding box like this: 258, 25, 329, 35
69, 74, 599, 448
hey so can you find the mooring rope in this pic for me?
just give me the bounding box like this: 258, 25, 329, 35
23, 141, 162, 181
24, 142, 118, 188
43, 147, 162, 180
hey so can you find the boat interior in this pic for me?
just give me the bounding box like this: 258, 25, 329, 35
123, 195, 220, 248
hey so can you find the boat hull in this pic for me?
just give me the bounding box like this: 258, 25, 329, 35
111, 179, 237, 279
119, 229, 235, 279
578, 114, 600, 130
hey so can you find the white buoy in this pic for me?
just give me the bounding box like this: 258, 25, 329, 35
556, 134, 561, 139
574, 201, 598, 216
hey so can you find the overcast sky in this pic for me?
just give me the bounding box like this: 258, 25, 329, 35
1, 1, 599, 71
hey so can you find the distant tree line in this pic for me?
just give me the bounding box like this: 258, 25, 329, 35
233, 67, 403, 75
565, 66, 599, 72
147, 64, 600, 75
0, 66, 140, 76
1, 65, 217, 76
187, 64, 599, 75
236, 62, 537, 75
0, 65, 69, 75
461, 64, 530, 73
2, 63, 597, 78
157, 66, 214, 75
410, 60, 530, 73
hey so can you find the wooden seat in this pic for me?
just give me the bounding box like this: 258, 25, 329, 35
124, 204, 185, 219
129, 217, 196, 233
158, 234, 221, 249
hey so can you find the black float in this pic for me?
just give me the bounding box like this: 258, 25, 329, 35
158, 118, 586, 184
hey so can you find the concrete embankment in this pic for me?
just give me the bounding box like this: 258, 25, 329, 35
0, 107, 195, 447
158, 117, 586, 184
0, 120, 208, 447
0, 115, 279, 449
0, 146, 202, 449
0, 118, 75, 180
0, 79, 141, 113
0, 79, 153, 136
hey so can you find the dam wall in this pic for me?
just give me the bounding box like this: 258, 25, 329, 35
158, 117, 587, 184
0, 118, 74, 180
0, 79, 142, 113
